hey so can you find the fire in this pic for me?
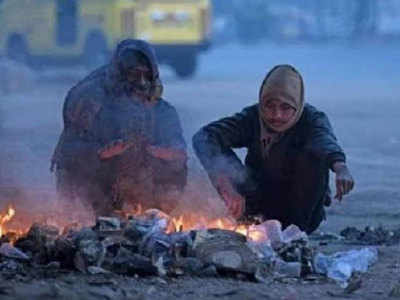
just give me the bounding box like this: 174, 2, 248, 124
106, 203, 272, 243
0, 205, 16, 237
123, 205, 269, 243
171, 215, 184, 232
166, 214, 268, 243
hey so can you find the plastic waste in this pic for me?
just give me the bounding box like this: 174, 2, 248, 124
282, 224, 308, 243
247, 240, 276, 262
313, 247, 378, 287
252, 221, 308, 249
255, 220, 283, 249
274, 259, 302, 278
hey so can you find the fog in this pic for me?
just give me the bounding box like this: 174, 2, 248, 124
0, 0, 399, 231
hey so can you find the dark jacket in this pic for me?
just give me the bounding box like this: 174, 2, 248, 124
193, 103, 345, 194
52, 40, 187, 193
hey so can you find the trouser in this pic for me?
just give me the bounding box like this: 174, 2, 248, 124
245, 152, 329, 234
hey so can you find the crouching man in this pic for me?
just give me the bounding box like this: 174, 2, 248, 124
51, 39, 187, 217
193, 65, 354, 233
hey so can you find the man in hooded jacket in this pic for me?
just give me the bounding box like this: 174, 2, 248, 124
51, 39, 187, 216
193, 65, 354, 233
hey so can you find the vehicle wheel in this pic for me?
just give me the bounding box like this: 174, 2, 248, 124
6, 35, 29, 64
172, 53, 197, 79
83, 33, 108, 71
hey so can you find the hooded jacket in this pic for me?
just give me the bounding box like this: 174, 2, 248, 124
52, 39, 187, 194
193, 66, 345, 194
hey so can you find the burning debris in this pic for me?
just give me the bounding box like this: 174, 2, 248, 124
0, 206, 378, 288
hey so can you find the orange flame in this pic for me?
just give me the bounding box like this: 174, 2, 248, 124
0, 205, 16, 237
166, 215, 268, 242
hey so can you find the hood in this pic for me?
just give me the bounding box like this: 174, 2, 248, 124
259, 64, 304, 132
106, 39, 163, 102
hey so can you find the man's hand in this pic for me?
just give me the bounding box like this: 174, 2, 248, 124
332, 161, 355, 201
98, 139, 132, 160
216, 176, 245, 219
147, 145, 187, 161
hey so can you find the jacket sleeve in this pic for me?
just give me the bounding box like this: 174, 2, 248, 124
152, 104, 188, 190
304, 110, 346, 169
54, 91, 103, 178
192, 107, 255, 188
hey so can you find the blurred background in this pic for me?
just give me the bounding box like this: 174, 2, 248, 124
214, 0, 399, 45
0, 0, 399, 232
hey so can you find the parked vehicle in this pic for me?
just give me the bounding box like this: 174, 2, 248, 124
0, 0, 212, 78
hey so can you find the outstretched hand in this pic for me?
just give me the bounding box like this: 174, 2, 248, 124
98, 139, 132, 160
147, 145, 187, 161
216, 176, 245, 219
333, 162, 355, 201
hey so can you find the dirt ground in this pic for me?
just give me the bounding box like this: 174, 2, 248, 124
0, 41, 399, 299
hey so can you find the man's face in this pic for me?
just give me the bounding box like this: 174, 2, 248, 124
125, 64, 152, 94
120, 50, 152, 99
260, 98, 296, 131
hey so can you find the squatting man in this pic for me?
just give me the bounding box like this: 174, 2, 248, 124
51, 39, 187, 217
193, 65, 354, 233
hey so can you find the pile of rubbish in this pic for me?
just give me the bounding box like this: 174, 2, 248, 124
340, 226, 400, 245
0, 211, 378, 288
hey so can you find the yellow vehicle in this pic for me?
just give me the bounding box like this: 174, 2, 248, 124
0, 0, 212, 78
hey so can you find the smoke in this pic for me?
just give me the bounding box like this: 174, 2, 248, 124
169, 155, 228, 220
0, 60, 91, 229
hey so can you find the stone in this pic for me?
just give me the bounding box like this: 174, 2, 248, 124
254, 264, 273, 283
27, 223, 59, 241
87, 266, 111, 275
261, 220, 284, 249
12, 223, 60, 264
193, 229, 258, 274
110, 247, 158, 276
282, 225, 308, 243
173, 257, 205, 275
0, 259, 24, 274
191, 229, 246, 253
95, 217, 121, 232
214, 251, 242, 269
53, 237, 76, 268
74, 240, 106, 273
124, 217, 160, 242
247, 241, 276, 262
274, 259, 302, 278
0, 243, 30, 261
139, 231, 171, 258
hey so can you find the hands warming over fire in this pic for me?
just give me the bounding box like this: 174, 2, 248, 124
146, 145, 187, 161
98, 139, 133, 160
216, 176, 245, 219
332, 161, 355, 201
98, 141, 188, 162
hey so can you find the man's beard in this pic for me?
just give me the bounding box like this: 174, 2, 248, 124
122, 82, 151, 101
